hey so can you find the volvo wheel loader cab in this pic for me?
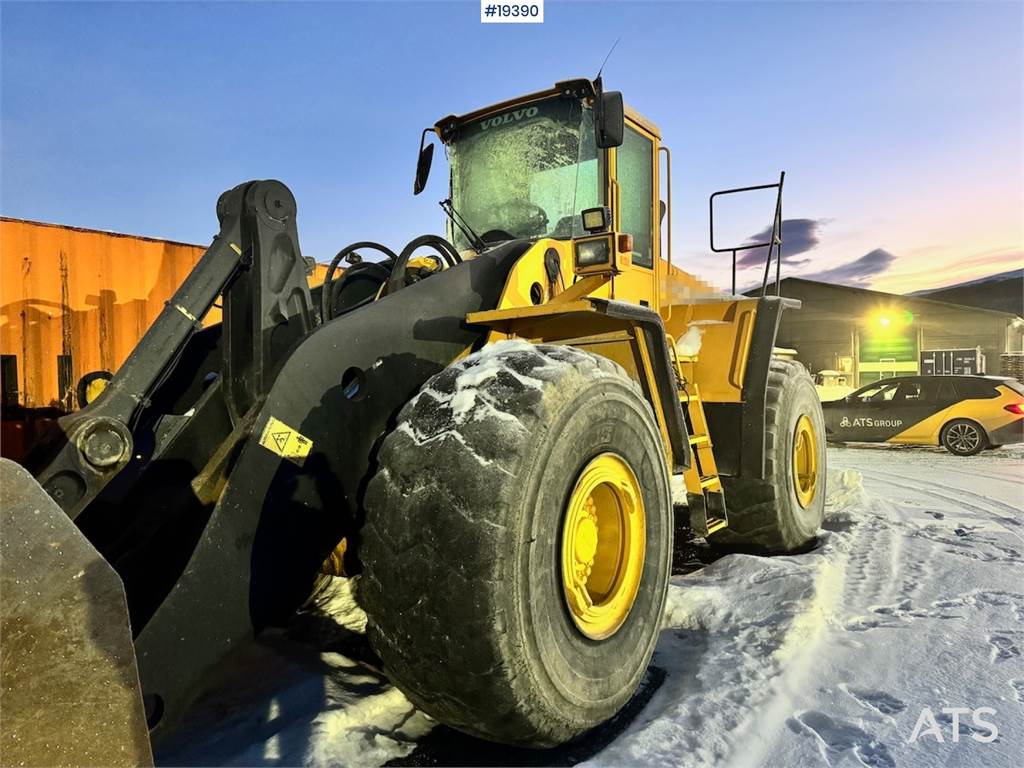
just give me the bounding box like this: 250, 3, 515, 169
1, 77, 825, 763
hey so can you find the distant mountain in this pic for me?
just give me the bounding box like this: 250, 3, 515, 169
908, 268, 1023, 316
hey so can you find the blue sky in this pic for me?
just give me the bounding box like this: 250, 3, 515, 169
2, 0, 1021, 292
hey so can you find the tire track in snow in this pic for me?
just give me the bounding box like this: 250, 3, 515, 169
936, 467, 1021, 485
857, 482, 1023, 573
861, 467, 1023, 543
584, 471, 861, 768
863, 466, 1022, 518
836, 505, 905, 607
824, 470, 924, 610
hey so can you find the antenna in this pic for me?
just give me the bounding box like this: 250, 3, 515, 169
596, 38, 620, 80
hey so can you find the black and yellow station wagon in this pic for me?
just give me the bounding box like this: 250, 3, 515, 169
822, 375, 1024, 455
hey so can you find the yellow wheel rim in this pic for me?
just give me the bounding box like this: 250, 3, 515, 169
793, 414, 819, 508
561, 453, 645, 640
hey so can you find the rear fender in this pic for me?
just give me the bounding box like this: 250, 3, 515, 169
703, 295, 800, 479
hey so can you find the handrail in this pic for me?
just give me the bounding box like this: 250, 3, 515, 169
708, 171, 785, 296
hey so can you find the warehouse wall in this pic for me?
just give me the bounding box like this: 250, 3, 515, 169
1, 218, 213, 410
919, 312, 1019, 371
0, 217, 328, 412
772, 279, 1022, 383
776, 311, 854, 374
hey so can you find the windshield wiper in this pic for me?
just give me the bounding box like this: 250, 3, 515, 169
440, 198, 487, 252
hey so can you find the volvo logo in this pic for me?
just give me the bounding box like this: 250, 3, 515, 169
479, 106, 539, 131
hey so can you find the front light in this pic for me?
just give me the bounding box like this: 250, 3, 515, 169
575, 237, 611, 269
581, 207, 610, 233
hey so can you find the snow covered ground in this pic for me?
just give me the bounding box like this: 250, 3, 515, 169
158, 444, 1023, 768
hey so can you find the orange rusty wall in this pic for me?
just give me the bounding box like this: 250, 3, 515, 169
0, 217, 328, 411
1, 218, 212, 409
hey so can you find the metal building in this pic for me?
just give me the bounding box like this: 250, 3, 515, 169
1, 218, 216, 412
0, 217, 328, 460
764, 278, 1024, 386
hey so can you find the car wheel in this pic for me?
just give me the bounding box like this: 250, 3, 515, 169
941, 419, 987, 456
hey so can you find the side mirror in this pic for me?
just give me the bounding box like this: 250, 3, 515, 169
596, 90, 624, 149
414, 141, 434, 196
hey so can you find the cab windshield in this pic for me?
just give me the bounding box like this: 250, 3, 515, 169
446, 95, 602, 250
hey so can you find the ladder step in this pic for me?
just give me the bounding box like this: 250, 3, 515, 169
700, 476, 721, 490
705, 517, 728, 535
689, 434, 710, 447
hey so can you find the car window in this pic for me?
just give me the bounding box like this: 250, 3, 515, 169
958, 378, 999, 399
891, 382, 922, 402
856, 382, 899, 402
918, 379, 942, 402
937, 379, 958, 402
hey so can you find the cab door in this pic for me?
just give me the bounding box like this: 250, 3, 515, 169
610, 121, 659, 309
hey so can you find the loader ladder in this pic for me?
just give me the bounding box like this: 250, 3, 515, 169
672, 353, 728, 537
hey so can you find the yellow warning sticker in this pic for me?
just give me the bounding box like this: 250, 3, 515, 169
258, 416, 313, 465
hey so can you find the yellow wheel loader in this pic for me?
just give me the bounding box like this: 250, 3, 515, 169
0, 78, 826, 763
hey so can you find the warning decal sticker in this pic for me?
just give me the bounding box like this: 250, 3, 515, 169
258, 415, 313, 465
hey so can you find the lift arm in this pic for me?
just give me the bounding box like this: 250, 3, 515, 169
27, 180, 314, 520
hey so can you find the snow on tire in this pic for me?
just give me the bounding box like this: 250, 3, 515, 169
358, 340, 673, 747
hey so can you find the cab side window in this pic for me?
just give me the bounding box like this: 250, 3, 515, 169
617, 127, 654, 268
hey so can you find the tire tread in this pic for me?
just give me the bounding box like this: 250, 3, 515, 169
710, 358, 825, 553
360, 341, 651, 745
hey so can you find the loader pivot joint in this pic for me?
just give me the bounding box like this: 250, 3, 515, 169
78, 418, 131, 469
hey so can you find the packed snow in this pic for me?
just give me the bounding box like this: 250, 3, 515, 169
158, 444, 1023, 767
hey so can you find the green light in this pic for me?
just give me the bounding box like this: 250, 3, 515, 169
902, 310, 914, 325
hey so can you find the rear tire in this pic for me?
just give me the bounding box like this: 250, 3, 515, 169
709, 358, 826, 554
941, 419, 986, 456
359, 341, 673, 747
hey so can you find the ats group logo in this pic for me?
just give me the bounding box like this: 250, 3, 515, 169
907, 707, 999, 744
839, 416, 903, 428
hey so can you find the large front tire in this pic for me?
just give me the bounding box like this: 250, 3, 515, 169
710, 358, 826, 554
360, 341, 672, 747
